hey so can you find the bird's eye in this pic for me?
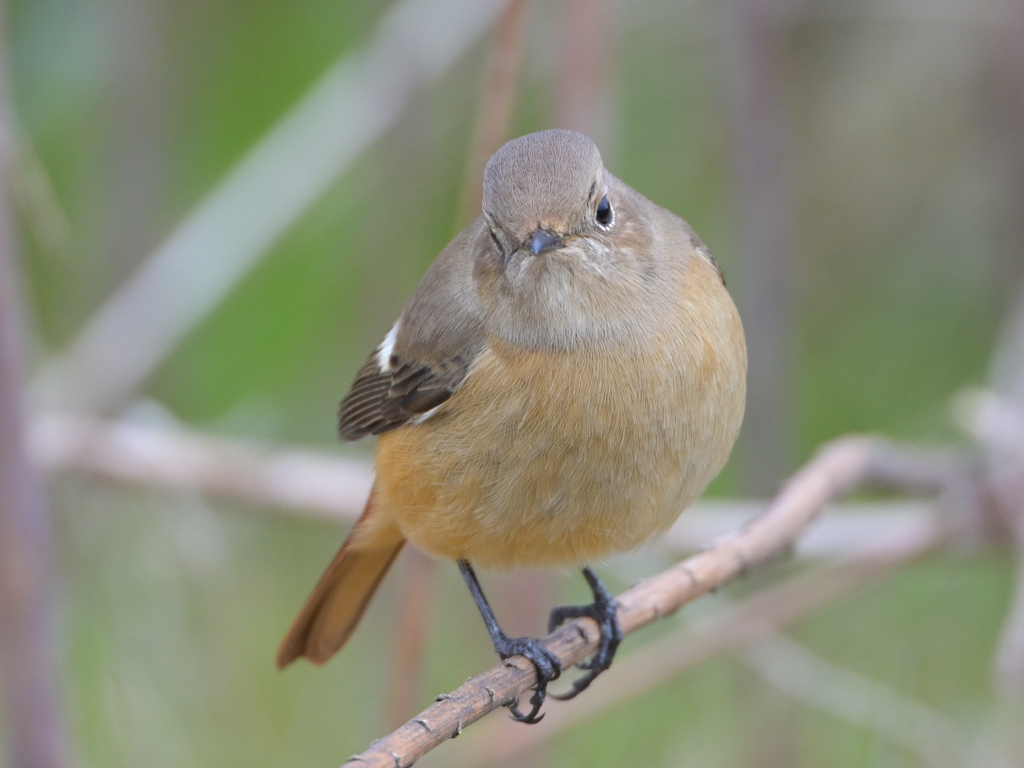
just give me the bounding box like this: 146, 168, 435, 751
596, 195, 612, 227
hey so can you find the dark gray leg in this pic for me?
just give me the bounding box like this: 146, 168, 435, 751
457, 560, 562, 724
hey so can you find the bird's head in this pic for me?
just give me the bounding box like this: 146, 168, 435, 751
474, 130, 667, 349
481, 129, 615, 264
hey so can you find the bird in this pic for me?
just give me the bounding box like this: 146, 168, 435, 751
276, 129, 746, 724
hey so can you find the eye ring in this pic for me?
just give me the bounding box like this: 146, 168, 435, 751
596, 194, 613, 227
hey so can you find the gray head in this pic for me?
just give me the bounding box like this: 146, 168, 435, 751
473, 130, 668, 349
482, 130, 612, 258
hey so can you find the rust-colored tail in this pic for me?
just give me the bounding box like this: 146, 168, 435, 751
276, 489, 405, 668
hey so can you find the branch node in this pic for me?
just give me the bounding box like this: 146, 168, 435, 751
735, 548, 752, 576
680, 565, 701, 588
434, 693, 453, 702
573, 622, 590, 643
413, 718, 432, 734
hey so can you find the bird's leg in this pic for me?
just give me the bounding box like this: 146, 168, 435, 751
547, 566, 622, 700
457, 560, 562, 724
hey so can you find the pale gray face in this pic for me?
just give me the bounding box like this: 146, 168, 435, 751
481, 129, 613, 260
474, 130, 670, 350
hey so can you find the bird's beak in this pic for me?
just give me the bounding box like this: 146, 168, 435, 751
530, 229, 564, 255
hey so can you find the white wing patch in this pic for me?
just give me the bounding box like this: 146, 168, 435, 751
410, 404, 444, 425
376, 322, 400, 372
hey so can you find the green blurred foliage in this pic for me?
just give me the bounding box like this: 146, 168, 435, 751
7, 0, 1023, 766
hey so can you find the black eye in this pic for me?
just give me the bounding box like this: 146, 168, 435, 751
596, 195, 612, 226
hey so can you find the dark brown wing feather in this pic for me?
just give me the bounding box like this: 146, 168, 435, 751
337, 347, 476, 441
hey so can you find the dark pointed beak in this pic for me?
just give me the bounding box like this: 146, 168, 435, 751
530, 229, 563, 255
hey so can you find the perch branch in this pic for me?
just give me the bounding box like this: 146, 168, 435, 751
345, 435, 966, 767
441, 515, 944, 767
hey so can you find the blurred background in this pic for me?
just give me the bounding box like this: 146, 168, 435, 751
2, 0, 1024, 766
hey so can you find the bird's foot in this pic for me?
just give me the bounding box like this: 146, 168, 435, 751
547, 569, 622, 700
493, 635, 562, 724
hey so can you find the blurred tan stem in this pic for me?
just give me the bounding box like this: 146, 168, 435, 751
555, 0, 616, 147
456, 0, 531, 226
386, 549, 437, 728
729, 0, 795, 495
478, 7, 621, 765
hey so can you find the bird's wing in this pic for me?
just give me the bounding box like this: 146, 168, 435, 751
337, 329, 482, 439
337, 220, 490, 441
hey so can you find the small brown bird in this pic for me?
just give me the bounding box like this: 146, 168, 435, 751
277, 129, 746, 722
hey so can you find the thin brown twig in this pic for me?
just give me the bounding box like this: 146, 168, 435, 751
439, 516, 945, 767
344, 435, 966, 767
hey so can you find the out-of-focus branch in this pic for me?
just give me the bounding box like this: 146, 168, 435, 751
33, 0, 505, 415
345, 435, 967, 767
386, 548, 437, 729
555, 0, 616, 145
958, 277, 1024, 697
439, 516, 945, 767
31, 413, 954, 557
456, 0, 531, 226
741, 634, 996, 768
962, 352, 1024, 700
30, 412, 372, 521
0, 5, 70, 763
663, 498, 940, 558
729, 0, 795, 494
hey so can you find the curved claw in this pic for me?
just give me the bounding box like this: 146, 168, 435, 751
497, 636, 561, 724
508, 689, 546, 724
546, 567, 623, 700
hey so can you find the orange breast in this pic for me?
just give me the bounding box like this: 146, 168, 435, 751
374, 259, 746, 569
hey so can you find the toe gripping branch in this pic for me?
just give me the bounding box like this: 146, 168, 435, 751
458, 560, 561, 724
548, 566, 623, 700
457, 561, 623, 724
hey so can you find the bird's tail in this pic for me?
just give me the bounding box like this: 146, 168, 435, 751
276, 487, 405, 668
